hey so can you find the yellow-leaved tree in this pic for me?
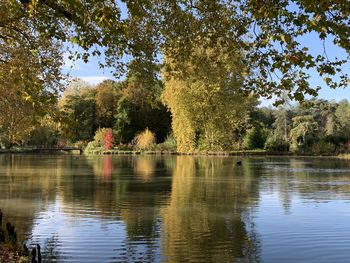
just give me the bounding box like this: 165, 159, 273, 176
161, 40, 256, 152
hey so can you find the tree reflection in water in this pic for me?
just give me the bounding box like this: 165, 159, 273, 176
161, 156, 261, 262
103, 155, 112, 182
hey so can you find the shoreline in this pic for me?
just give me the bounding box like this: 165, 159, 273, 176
0, 244, 27, 263
84, 149, 292, 156
0, 148, 289, 156
2, 148, 350, 159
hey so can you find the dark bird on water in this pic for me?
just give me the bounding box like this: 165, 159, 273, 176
236, 161, 242, 166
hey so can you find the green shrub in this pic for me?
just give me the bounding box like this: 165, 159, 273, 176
159, 134, 177, 151
84, 141, 103, 154
27, 126, 58, 146
93, 128, 108, 147
85, 128, 114, 153
264, 136, 290, 152
115, 144, 134, 151
243, 127, 268, 150
312, 140, 336, 155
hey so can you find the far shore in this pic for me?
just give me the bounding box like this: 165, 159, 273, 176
2, 148, 350, 159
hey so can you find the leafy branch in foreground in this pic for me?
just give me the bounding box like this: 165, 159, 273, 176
2, 0, 348, 102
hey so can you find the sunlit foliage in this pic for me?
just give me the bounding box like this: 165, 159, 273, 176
2, 0, 348, 101
134, 128, 156, 151
162, 43, 256, 151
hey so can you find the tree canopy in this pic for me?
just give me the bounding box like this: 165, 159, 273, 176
1, 0, 349, 101
0, 1, 63, 145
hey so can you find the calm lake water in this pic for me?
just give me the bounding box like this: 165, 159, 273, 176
1, 154, 350, 262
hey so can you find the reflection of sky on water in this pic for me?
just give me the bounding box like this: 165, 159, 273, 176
29, 197, 162, 262
257, 192, 350, 263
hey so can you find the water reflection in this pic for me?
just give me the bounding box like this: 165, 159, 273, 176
133, 156, 156, 182
1, 155, 350, 262
258, 157, 350, 202
161, 156, 261, 262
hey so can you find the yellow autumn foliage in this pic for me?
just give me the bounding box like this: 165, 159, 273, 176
161, 41, 256, 152
134, 128, 156, 150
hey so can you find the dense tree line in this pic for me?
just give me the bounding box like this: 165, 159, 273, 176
246, 99, 350, 155
57, 64, 172, 147
2, 65, 350, 155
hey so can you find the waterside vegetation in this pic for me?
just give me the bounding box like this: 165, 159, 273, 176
0, 209, 38, 263
2, 75, 350, 157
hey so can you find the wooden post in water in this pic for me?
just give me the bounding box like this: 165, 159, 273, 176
6, 222, 17, 243
0, 229, 4, 243
0, 209, 3, 243
37, 244, 42, 263
31, 247, 37, 263
30, 245, 41, 263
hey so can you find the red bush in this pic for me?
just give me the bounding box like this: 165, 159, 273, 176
103, 129, 114, 150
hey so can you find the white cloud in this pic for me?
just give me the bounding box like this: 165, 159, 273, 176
78, 76, 109, 85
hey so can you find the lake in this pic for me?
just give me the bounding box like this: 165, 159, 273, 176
1, 154, 350, 262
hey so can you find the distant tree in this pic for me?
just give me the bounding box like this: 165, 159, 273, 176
27, 115, 59, 146
263, 105, 293, 152
335, 100, 350, 139
295, 99, 339, 137
250, 107, 275, 129
113, 60, 171, 143
243, 125, 268, 150
114, 97, 132, 144
273, 107, 293, 142
95, 80, 118, 128
290, 115, 318, 151
59, 80, 96, 142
